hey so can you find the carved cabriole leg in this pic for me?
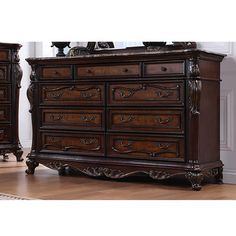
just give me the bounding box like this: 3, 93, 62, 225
185, 172, 204, 191
13, 149, 24, 162
25, 159, 39, 175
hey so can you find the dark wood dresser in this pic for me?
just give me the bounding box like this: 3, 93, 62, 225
0, 43, 23, 161
26, 48, 225, 190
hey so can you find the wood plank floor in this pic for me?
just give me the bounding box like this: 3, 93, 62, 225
1, 149, 236, 200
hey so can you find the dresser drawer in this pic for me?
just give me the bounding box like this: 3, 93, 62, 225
0, 125, 12, 143
40, 132, 105, 156
107, 134, 184, 162
108, 109, 184, 134
76, 63, 141, 78
108, 81, 184, 106
0, 105, 11, 123
0, 85, 11, 102
144, 61, 185, 77
41, 108, 104, 131
0, 65, 10, 82
0, 49, 10, 61
40, 83, 104, 105
41, 66, 72, 79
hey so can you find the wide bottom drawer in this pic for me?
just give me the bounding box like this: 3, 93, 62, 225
107, 134, 185, 162
40, 131, 105, 156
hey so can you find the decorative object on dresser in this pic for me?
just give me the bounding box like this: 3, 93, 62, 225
26, 45, 225, 191
0, 43, 23, 161
51, 42, 71, 57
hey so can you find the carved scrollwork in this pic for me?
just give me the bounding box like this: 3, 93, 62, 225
14, 64, 23, 89
188, 58, 200, 77
149, 170, 171, 180
61, 166, 179, 180
12, 48, 21, 63
27, 83, 35, 113
27, 65, 37, 113
79, 167, 126, 179
188, 80, 201, 115
43, 161, 67, 175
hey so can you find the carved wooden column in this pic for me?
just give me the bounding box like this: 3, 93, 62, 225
25, 64, 39, 174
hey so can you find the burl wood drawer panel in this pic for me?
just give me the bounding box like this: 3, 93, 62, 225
108, 81, 184, 106
40, 132, 104, 156
107, 134, 184, 162
144, 61, 185, 77
41, 108, 104, 131
108, 109, 184, 133
0, 65, 10, 82
0, 85, 11, 102
0, 105, 11, 123
0, 125, 12, 143
41, 66, 72, 79
76, 63, 141, 78
0, 49, 10, 61
40, 83, 104, 105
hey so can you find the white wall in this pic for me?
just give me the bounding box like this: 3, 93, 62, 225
18, 42, 236, 184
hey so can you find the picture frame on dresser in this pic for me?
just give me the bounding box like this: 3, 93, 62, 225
0, 42, 23, 162
25, 44, 225, 191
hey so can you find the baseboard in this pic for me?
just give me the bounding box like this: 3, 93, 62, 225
223, 169, 236, 184
20, 140, 32, 148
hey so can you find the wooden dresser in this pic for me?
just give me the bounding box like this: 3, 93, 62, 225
0, 43, 23, 161
26, 48, 225, 190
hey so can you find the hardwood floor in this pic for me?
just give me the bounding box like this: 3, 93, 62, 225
1, 149, 236, 200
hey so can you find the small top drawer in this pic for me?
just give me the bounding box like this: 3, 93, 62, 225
76, 63, 141, 78
144, 61, 185, 77
0, 49, 10, 61
41, 66, 72, 79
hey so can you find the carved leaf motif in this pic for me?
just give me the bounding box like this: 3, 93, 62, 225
188, 80, 201, 115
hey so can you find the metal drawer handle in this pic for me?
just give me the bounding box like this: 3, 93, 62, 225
123, 68, 129, 73
87, 69, 92, 73
156, 117, 173, 125
54, 71, 60, 75
161, 66, 167, 72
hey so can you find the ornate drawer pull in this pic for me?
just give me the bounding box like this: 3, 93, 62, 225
50, 114, 63, 121
156, 117, 173, 125
119, 115, 134, 123
158, 91, 171, 98
161, 66, 167, 72
123, 68, 129, 73
80, 115, 96, 122
87, 69, 92, 74
158, 143, 169, 150
54, 71, 60, 75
